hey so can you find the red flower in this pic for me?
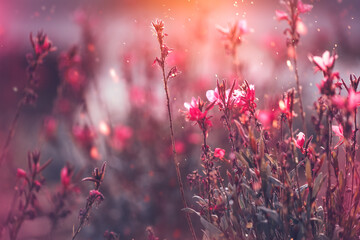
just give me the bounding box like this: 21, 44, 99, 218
214, 148, 225, 159
294, 132, 305, 153
183, 97, 213, 133
16, 168, 27, 178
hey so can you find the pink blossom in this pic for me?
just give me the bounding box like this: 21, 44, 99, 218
297, 0, 313, 14
16, 168, 27, 178
206, 88, 221, 105
60, 166, 71, 188
332, 124, 344, 149
347, 89, 360, 110
257, 110, 277, 129
275, 10, 289, 21
214, 148, 225, 159
183, 97, 213, 133
184, 97, 207, 122
295, 132, 305, 153
30, 32, 56, 58
279, 98, 292, 119
310, 51, 337, 73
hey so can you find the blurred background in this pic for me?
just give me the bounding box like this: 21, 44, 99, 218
0, 0, 360, 239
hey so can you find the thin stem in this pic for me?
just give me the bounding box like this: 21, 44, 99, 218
157, 43, 197, 239
0, 102, 24, 166
325, 113, 333, 237
292, 52, 307, 134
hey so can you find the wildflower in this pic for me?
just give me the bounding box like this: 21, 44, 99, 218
88, 190, 105, 205
30, 31, 56, 60
279, 89, 295, 121
332, 124, 344, 149
43, 116, 57, 139
310, 51, 337, 73
183, 97, 213, 133
16, 168, 27, 178
214, 148, 225, 159
297, 0, 313, 14
216, 19, 249, 54
294, 132, 305, 153
234, 84, 257, 114
257, 110, 277, 129
61, 165, 72, 189
206, 87, 229, 107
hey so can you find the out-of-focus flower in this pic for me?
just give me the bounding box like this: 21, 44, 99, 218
110, 125, 133, 151
30, 31, 56, 60
297, 0, 313, 14
61, 165, 72, 189
332, 89, 360, 112
257, 110, 277, 129
214, 148, 225, 159
216, 19, 249, 54
72, 124, 96, 150
275, 10, 289, 21
332, 124, 344, 149
43, 116, 57, 139
295, 132, 305, 153
17, 168, 27, 178
279, 90, 295, 121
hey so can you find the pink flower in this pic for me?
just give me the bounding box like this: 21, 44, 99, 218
275, 10, 289, 21
183, 97, 213, 133
297, 0, 313, 14
214, 148, 225, 159
206, 88, 221, 105
61, 165, 72, 189
310, 51, 337, 73
236, 84, 257, 114
257, 110, 277, 129
347, 89, 360, 110
279, 98, 292, 119
332, 124, 344, 149
110, 125, 133, 151
332, 89, 360, 112
295, 132, 305, 153
184, 97, 207, 122
216, 19, 248, 37
17, 168, 27, 178
30, 32, 56, 59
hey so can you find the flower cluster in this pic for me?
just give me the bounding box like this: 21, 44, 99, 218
206, 80, 257, 115
216, 19, 249, 55
309, 50, 340, 96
